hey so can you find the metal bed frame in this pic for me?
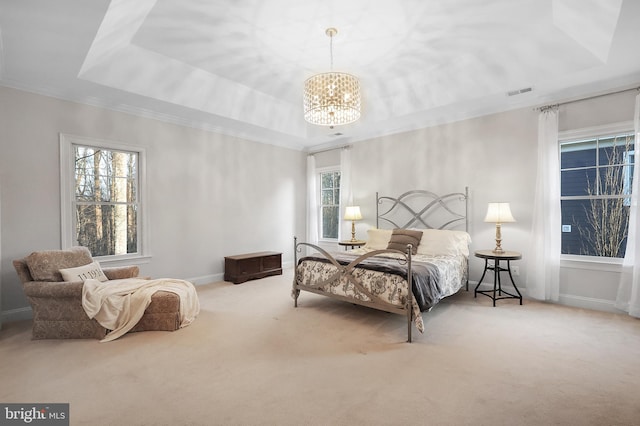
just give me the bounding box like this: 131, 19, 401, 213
292, 188, 469, 342
376, 188, 469, 231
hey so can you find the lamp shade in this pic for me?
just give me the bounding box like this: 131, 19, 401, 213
484, 203, 516, 223
344, 206, 362, 221
304, 72, 361, 126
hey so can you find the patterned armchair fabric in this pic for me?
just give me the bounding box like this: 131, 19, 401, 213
13, 247, 180, 339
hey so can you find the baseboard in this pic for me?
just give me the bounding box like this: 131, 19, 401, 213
471, 281, 621, 314
1, 306, 33, 322
189, 261, 293, 286
188, 273, 225, 286
558, 294, 620, 313
0, 279, 622, 324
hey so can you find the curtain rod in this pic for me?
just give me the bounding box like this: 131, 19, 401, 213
307, 144, 351, 156
537, 85, 640, 111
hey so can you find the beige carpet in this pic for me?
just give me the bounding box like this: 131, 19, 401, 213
1, 269, 639, 426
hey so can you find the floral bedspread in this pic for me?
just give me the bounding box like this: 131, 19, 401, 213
294, 250, 467, 333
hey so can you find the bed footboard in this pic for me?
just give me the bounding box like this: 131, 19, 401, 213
292, 236, 416, 342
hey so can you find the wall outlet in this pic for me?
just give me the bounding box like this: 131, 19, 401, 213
511, 265, 520, 276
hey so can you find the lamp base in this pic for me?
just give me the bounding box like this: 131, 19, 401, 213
493, 224, 505, 253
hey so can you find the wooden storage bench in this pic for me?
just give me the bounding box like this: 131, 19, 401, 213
224, 251, 282, 284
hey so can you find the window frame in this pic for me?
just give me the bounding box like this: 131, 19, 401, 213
60, 134, 150, 265
559, 121, 634, 263
317, 166, 341, 242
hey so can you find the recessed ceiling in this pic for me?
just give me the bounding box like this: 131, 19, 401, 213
1, 0, 639, 151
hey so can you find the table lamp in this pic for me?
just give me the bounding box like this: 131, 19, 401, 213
484, 202, 516, 253
344, 206, 362, 242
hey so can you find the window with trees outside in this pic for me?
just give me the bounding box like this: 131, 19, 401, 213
319, 169, 341, 240
560, 129, 635, 258
60, 135, 145, 259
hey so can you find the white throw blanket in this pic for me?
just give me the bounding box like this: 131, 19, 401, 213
82, 278, 200, 342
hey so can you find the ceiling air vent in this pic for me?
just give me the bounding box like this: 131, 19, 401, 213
507, 87, 532, 96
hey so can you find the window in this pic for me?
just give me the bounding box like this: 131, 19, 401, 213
60, 134, 146, 259
560, 129, 635, 258
319, 169, 341, 240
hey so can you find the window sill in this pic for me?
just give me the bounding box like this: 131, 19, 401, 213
560, 254, 623, 272
95, 254, 152, 267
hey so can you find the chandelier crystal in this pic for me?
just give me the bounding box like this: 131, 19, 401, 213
303, 28, 361, 127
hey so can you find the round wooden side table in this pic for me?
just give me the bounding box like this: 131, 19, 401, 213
338, 240, 366, 250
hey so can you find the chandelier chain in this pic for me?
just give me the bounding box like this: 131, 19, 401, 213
329, 32, 333, 70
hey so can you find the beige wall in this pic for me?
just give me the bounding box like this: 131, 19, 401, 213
1, 85, 637, 321
0, 86, 306, 320
348, 107, 539, 295
322, 89, 638, 312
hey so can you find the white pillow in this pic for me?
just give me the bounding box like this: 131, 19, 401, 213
364, 228, 393, 250
59, 261, 108, 283
415, 229, 472, 257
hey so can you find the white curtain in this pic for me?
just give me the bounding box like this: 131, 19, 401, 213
306, 155, 318, 246
526, 107, 561, 301
615, 93, 640, 317
339, 147, 353, 241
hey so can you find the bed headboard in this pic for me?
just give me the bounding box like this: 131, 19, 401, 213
376, 188, 469, 231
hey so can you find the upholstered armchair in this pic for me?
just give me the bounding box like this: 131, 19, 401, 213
13, 246, 181, 339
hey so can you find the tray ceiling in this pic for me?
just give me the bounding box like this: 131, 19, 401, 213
1, 0, 639, 150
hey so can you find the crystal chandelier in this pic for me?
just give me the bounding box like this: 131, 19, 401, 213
303, 28, 361, 127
